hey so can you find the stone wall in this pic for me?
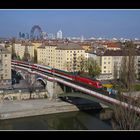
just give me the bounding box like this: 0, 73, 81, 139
0, 91, 48, 102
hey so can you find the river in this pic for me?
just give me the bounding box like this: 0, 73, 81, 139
0, 109, 113, 130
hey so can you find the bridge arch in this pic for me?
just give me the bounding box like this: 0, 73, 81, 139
36, 77, 47, 88
16, 71, 25, 80
4, 96, 13, 101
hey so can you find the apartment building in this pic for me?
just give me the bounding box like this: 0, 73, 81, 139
32, 41, 42, 50
14, 42, 34, 60
98, 42, 121, 51
0, 42, 13, 53
37, 43, 85, 71
80, 43, 92, 51
37, 43, 57, 66
98, 50, 139, 80
0, 45, 11, 87
55, 43, 85, 71
135, 49, 140, 79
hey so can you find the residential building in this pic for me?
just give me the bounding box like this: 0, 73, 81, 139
98, 41, 121, 50
0, 42, 5, 47
37, 43, 85, 71
80, 43, 92, 51
0, 45, 11, 87
55, 43, 85, 71
99, 50, 118, 80
99, 50, 139, 80
14, 42, 34, 60
32, 42, 42, 50
37, 43, 57, 66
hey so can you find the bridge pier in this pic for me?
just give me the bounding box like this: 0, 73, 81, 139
46, 81, 64, 100
64, 85, 66, 93
71, 88, 74, 93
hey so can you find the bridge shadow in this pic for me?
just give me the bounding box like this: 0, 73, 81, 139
58, 96, 113, 129
59, 96, 104, 111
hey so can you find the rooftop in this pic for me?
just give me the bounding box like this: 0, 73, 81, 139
103, 49, 139, 56
56, 43, 84, 50
86, 49, 140, 56
0, 45, 11, 54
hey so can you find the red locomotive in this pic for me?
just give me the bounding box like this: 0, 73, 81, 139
74, 75, 102, 89
52, 69, 103, 89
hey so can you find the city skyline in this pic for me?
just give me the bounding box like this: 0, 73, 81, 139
0, 9, 140, 39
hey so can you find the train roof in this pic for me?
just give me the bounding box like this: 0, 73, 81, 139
78, 75, 100, 82
34, 64, 52, 69
54, 69, 101, 82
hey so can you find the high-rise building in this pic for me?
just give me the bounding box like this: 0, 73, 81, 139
81, 35, 84, 42
57, 30, 62, 39
26, 33, 30, 39
48, 33, 55, 39
42, 32, 47, 40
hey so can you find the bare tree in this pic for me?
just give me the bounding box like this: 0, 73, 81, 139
27, 73, 35, 99
11, 40, 17, 60
34, 49, 37, 63
119, 41, 137, 91
113, 62, 118, 82
111, 95, 140, 130
77, 55, 87, 74
64, 61, 72, 72
85, 57, 101, 78
112, 41, 140, 130
22, 45, 30, 62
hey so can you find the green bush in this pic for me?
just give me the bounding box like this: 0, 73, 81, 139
134, 84, 140, 91
13, 96, 17, 100
44, 94, 48, 98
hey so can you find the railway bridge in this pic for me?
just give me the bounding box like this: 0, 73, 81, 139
11, 62, 140, 114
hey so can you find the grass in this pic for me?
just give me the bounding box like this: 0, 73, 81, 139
134, 84, 140, 91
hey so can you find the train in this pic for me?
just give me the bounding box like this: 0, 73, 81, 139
11, 60, 103, 89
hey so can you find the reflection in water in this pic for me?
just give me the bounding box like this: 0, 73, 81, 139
0, 109, 113, 130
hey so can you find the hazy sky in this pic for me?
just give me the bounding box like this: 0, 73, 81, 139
0, 9, 140, 39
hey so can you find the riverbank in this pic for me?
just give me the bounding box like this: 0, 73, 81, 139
0, 98, 108, 120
